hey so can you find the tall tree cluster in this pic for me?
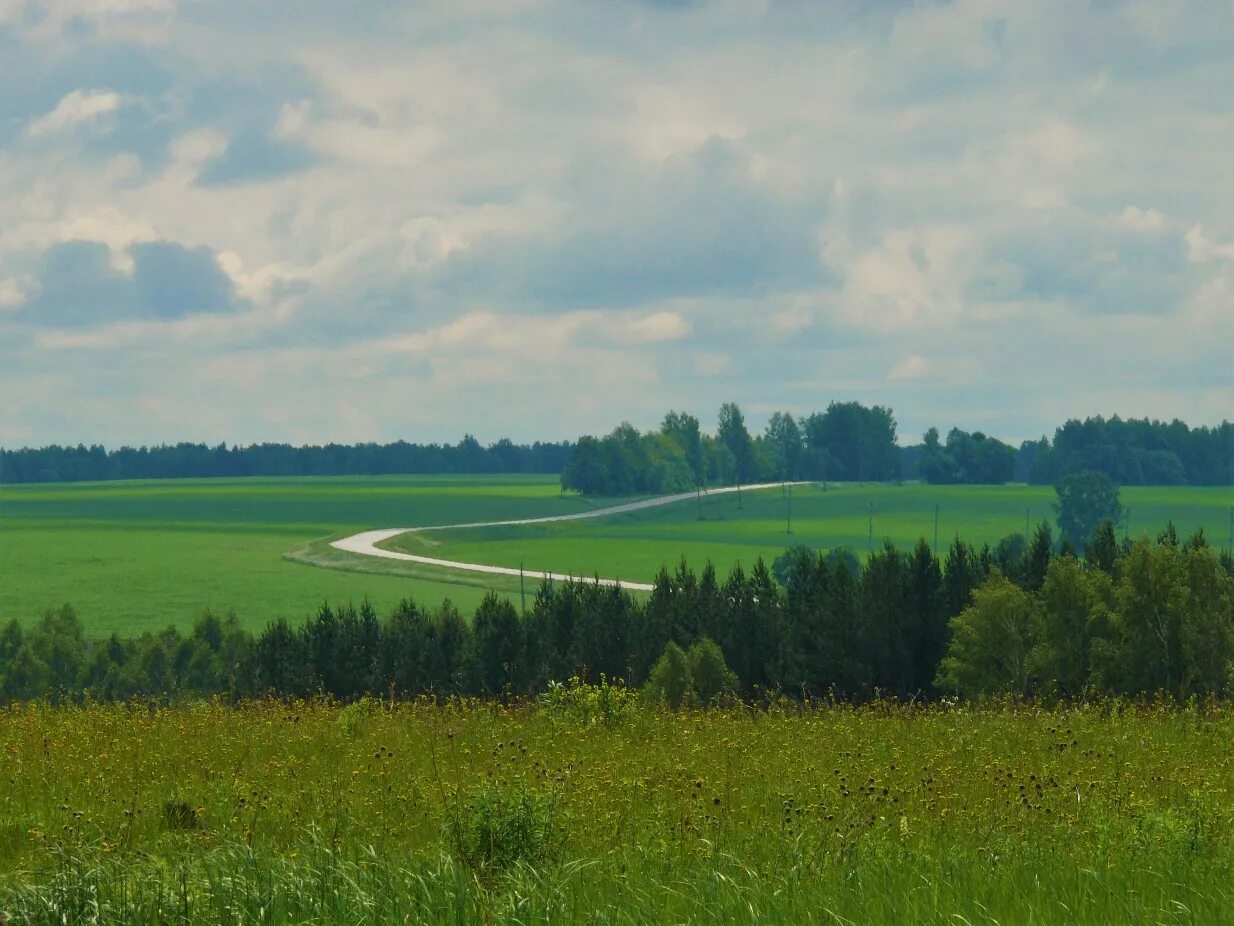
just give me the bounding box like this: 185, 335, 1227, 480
917, 427, 1017, 484
562, 401, 901, 495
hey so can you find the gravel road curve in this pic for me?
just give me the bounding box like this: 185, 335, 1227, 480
329, 482, 804, 592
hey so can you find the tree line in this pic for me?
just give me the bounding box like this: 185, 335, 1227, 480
7, 411, 1229, 488
4, 522, 1230, 705
562, 401, 900, 495
1023, 415, 1234, 486
0, 437, 573, 484
901, 416, 1232, 486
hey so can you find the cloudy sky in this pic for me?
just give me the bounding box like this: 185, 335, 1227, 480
2, 0, 1232, 448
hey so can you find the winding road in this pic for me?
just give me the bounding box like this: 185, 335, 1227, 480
330, 482, 804, 592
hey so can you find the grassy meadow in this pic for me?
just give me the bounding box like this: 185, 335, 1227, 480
3, 475, 1231, 638
0, 475, 603, 636
1, 697, 1232, 923
389, 481, 1234, 585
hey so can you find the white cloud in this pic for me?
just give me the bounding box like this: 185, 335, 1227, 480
26, 90, 126, 139
834, 226, 975, 332
613, 311, 692, 344
1186, 225, 1234, 263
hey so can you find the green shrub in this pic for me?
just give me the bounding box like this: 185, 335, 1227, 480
162, 799, 200, 831
687, 637, 738, 705
539, 674, 636, 726
645, 638, 738, 707
644, 641, 694, 708
447, 785, 562, 876
334, 695, 375, 738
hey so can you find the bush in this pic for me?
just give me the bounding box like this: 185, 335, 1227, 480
539, 674, 636, 726
644, 642, 694, 708
335, 695, 376, 738
644, 639, 739, 708
688, 637, 738, 705
447, 785, 562, 876
162, 799, 200, 831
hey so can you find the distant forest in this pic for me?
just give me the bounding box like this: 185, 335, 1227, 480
0, 437, 572, 484
3, 408, 1231, 487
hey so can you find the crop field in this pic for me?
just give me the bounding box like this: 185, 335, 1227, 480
384, 481, 1234, 585
1, 697, 1232, 923
0, 475, 605, 636
3, 476, 1231, 637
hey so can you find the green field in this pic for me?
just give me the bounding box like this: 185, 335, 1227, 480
0, 475, 609, 636
2, 475, 1231, 637
387, 481, 1234, 583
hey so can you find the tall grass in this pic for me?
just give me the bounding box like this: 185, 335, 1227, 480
4, 835, 1228, 924
2, 696, 1233, 923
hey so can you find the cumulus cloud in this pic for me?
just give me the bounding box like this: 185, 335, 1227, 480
20, 240, 246, 327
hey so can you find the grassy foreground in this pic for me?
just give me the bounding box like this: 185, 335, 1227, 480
1, 697, 1232, 924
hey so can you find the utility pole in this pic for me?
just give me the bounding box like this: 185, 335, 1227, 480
696, 485, 703, 521
737, 481, 743, 510
933, 503, 939, 554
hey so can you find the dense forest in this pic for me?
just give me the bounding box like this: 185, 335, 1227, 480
0, 437, 573, 484
4, 520, 1231, 705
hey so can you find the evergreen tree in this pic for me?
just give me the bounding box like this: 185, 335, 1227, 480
1024, 521, 1054, 592
425, 603, 471, 695
905, 539, 947, 695
1085, 520, 1119, 574
942, 538, 981, 619
861, 541, 910, 695
471, 593, 525, 697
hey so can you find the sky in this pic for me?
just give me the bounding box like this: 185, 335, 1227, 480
1, 0, 1232, 449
